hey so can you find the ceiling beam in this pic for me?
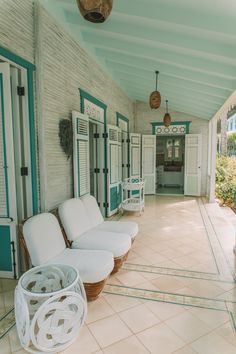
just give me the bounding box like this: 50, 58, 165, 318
95, 48, 235, 91
82, 31, 236, 79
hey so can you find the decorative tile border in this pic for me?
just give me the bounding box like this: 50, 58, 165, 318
0, 308, 15, 339
104, 284, 236, 332
122, 263, 234, 283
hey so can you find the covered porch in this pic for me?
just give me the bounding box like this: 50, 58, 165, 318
1, 196, 236, 353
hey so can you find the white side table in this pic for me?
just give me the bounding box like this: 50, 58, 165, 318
14, 264, 87, 353
122, 178, 145, 215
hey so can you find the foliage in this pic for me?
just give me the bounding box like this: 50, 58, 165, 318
227, 133, 236, 156
58, 119, 73, 159
215, 155, 236, 208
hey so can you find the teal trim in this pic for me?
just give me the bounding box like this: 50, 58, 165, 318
27, 69, 38, 214
0, 226, 12, 271
0, 74, 9, 218
151, 121, 191, 134
0, 46, 35, 70
110, 186, 117, 211
116, 112, 129, 132
79, 89, 108, 216
79, 89, 107, 112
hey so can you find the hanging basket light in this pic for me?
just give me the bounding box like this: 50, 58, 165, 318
149, 71, 161, 109
163, 100, 171, 127
77, 0, 113, 23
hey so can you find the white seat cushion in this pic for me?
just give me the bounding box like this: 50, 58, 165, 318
72, 230, 131, 258
48, 248, 114, 283
96, 221, 138, 241
23, 213, 66, 266
81, 195, 104, 228
59, 198, 91, 242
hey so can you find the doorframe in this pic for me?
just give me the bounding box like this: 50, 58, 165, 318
0, 46, 38, 215
79, 89, 108, 215
151, 121, 192, 195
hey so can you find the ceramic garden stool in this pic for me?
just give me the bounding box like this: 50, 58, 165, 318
14, 264, 87, 353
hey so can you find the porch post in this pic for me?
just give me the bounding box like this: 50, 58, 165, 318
209, 118, 217, 203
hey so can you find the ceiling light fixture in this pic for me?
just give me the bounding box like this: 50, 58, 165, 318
77, 0, 113, 23
149, 70, 161, 109
163, 100, 171, 127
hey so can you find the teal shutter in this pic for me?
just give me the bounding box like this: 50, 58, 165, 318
107, 125, 122, 216
73, 111, 90, 197
0, 63, 18, 278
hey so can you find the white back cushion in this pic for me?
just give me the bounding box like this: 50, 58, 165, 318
81, 195, 103, 228
59, 198, 91, 242
23, 213, 66, 266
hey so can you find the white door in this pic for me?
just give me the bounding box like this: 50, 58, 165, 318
184, 134, 202, 196
142, 135, 156, 194
130, 133, 141, 179
0, 63, 18, 278
73, 111, 90, 197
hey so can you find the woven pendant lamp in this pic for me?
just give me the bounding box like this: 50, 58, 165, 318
163, 100, 171, 127
149, 71, 161, 109
77, 0, 113, 23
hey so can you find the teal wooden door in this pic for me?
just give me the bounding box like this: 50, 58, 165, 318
0, 63, 18, 278
107, 125, 122, 216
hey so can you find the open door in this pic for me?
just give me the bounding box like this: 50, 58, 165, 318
184, 134, 202, 196
73, 111, 90, 197
0, 63, 18, 278
107, 125, 122, 216
129, 133, 141, 179
142, 135, 156, 194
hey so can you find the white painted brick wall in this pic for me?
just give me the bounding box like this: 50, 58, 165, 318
135, 102, 209, 196
37, 6, 134, 210
0, 0, 34, 64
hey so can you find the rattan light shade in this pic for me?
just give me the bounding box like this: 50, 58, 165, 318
77, 0, 113, 23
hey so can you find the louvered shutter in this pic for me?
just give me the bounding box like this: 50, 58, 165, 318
73, 111, 90, 197
130, 133, 141, 179
142, 135, 156, 194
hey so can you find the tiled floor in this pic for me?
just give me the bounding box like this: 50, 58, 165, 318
1, 196, 236, 354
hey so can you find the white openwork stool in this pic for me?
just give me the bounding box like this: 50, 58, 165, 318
14, 264, 87, 353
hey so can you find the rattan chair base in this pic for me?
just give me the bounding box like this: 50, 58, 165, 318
84, 278, 108, 301
111, 251, 129, 274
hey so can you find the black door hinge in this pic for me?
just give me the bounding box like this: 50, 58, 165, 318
103, 202, 109, 208
94, 133, 99, 139
122, 163, 125, 167
94, 168, 100, 173
21, 167, 28, 176
103, 168, 108, 174
103, 133, 108, 139
10, 241, 17, 279
17, 86, 25, 96
127, 163, 130, 168
122, 139, 125, 143
126, 138, 131, 143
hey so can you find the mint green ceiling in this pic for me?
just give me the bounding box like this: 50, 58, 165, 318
40, 0, 236, 119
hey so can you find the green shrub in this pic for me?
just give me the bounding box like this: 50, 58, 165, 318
215, 155, 236, 207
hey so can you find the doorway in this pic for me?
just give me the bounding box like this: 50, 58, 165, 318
156, 135, 185, 195
0, 59, 36, 278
